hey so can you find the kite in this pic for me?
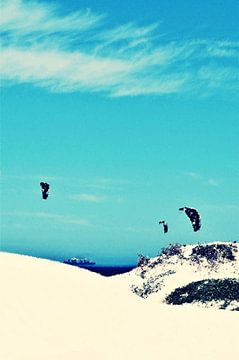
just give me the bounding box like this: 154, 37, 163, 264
179, 207, 201, 232
159, 220, 168, 233
40, 182, 50, 200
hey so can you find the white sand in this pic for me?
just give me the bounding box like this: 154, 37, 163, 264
1, 251, 239, 360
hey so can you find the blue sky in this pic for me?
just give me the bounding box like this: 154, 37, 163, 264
1, 0, 239, 265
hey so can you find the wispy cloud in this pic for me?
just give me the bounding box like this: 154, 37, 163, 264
205, 41, 239, 58
3, 211, 91, 226
201, 204, 239, 211
69, 193, 107, 203
1, 0, 238, 96
124, 226, 156, 234
1, 173, 138, 196
183, 171, 220, 187
69, 192, 126, 204
0, 0, 103, 35
183, 171, 200, 179
1, 174, 57, 181
206, 178, 219, 187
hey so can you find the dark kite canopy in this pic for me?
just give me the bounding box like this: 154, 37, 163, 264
159, 220, 168, 234
40, 182, 50, 200
179, 207, 201, 232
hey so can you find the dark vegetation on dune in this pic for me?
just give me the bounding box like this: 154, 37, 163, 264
191, 243, 237, 264
137, 243, 185, 271
160, 243, 184, 258
132, 243, 239, 308
131, 270, 175, 298
165, 278, 239, 310
159, 242, 238, 264
137, 254, 150, 267
137, 243, 237, 271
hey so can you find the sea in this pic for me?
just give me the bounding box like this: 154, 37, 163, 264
65, 264, 136, 276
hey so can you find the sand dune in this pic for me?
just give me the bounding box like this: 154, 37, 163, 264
1, 251, 239, 360
117, 242, 239, 308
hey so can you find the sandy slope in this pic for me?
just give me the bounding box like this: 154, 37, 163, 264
1, 251, 239, 360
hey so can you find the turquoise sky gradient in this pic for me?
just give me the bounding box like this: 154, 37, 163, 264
1, 0, 239, 264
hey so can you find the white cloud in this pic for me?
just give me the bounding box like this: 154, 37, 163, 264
0, 0, 238, 96
84, 177, 136, 190
206, 178, 219, 187
1, 174, 57, 181
3, 211, 91, 226
97, 22, 158, 45
0, 46, 132, 93
124, 226, 156, 234
184, 171, 200, 179
64, 218, 90, 226
206, 41, 239, 58
0, 0, 103, 35
69, 193, 107, 203
183, 171, 220, 187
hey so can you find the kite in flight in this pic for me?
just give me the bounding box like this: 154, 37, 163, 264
179, 207, 201, 232
159, 220, 168, 233
40, 182, 50, 200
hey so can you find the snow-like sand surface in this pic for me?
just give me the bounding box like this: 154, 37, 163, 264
1, 252, 238, 360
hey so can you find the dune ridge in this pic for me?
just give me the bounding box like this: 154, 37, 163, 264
1, 242, 239, 360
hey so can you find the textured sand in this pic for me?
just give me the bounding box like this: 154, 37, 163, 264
1, 252, 238, 360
